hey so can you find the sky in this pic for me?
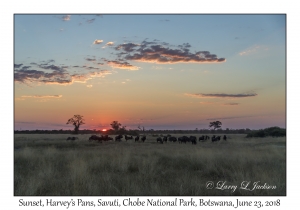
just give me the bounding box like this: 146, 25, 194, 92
14, 14, 286, 131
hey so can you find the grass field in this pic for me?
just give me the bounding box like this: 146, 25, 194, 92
14, 133, 286, 196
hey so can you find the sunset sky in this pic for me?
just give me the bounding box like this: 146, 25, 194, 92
14, 14, 286, 131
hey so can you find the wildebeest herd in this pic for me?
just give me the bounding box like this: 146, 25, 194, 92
157, 135, 226, 144
66, 134, 228, 144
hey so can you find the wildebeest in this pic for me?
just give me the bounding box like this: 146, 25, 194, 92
199, 135, 205, 141
223, 135, 227, 141
199, 135, 209, 141
157, 137, 163, 144
190, 136, 197, 144
141, 136, 146, 142
212, 135, 221, 142
135, 136, 140, 142
88, 135, 112, 142
89, 135, 102, 141
125, 135, 133, 141
67, 137, 78, 141
100, 135, 113, 141
169, 136, 177, 142
115, 134, 123, 142
163, 136, 168, 143
178, 136, 189, 144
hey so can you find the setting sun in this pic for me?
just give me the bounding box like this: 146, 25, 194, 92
102, 129, 107, 132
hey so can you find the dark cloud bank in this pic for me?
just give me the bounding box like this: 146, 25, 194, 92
112, 40, 226, 64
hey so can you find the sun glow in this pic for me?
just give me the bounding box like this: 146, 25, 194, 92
102, 129, 107, 131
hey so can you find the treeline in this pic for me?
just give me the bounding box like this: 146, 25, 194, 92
246, 127, 286, 138
14, 127, 285, 136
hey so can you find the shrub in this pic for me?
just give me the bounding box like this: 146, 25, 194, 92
246, 127, 286, 138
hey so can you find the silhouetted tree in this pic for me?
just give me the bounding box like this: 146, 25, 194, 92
209, 121, 222, 130
66, 115, 85, 134
138, 124, 145, 132
110, 121, 122, 131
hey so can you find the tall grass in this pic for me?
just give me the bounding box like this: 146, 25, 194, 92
14, 134, 286, 196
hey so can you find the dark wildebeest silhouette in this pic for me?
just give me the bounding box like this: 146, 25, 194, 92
89, 135, 102, 141
199, 135, 205, 141
211, 136, 217, 142
125, 135, 133, 141
163, 136, 168, 143
115, 134, 123, 142
141, 136, 146, 142
223, 135, 227, 140
212, 135, 221, 142
183, 136, 190, 142
190, 136, 197, 144
135, 136, 140, 142
178, 136, 189, 144
178, 137, 183, 144
169, 136, 177, 142
157, 137, 163, 144
67, 137, 78, 141
101, 135, 113, 141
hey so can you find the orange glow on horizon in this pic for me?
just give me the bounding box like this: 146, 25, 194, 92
102, 129, 107, 131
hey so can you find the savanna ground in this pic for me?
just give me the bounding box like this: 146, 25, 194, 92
14, 133, 286, 196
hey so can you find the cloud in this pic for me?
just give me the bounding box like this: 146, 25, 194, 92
38, 64, 66, 72
14, 64, 23, 68
86, 66, 100, 70
88, 70, 112, 79
14, 69, 67, 84
114, 41, 226, 64
93, 39, 103, 45
85, 58, 96, 62
86, 85, 93, 88
106, 42, 114, 46
14, 61, 72, 85
222, 103, 239, 106
239, 44, 269, 56
70, 74, 90, 83
86, 18, 95, 24
107, 60, 139, 71
115, 43, 140, 52
178, 43, 191, 48
198, 101, 240, 106
71, 70, 111, 83
62, 15, 71, 21
185, 93, 257, 98
22, 95, 62, 98
14, 61, 111, 85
